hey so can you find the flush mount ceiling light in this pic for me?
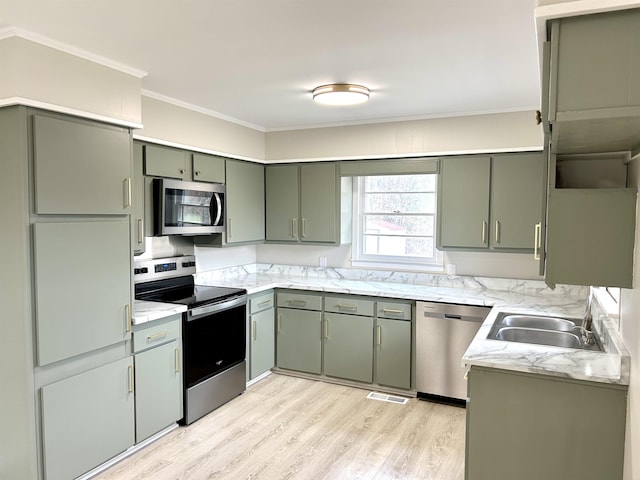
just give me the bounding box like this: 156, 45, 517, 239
312, 83, 370, 105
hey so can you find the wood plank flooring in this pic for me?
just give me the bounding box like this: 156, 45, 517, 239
94, 374, 466, 480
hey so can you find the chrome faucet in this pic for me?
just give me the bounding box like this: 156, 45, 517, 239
582, 291, 595, 345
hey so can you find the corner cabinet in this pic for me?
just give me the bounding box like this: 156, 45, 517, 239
266, 162, 351, 244
465, 366, 627, 480
437, 152, 544, 252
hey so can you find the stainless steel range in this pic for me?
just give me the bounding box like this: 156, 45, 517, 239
134, 255, 247, 425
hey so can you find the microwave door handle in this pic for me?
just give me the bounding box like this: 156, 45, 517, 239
212, 192, 222, 226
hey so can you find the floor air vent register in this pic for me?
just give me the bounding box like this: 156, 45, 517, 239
366, 392, 409, 405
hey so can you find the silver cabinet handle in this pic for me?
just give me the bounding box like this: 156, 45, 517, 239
324, 318, 329, 339
302, 218, 306, 238
123, 177, 132, 208
377, 325, 382, 346
277, 315, 282, 333
289, 299, 307, 307
257, 300, 272, 308
227, 218, 232, 238
338, 304, 357, 311
125, 304, 132, 333
137, 218, 144, 245
292, 218, 297, 238
495, 221, 500, 244
253, 320, 257, 341
147, 331, 168, 341
534, 222, 541, 260
174, 348, 181, 374
128, 365, 134, 393
482, 221, 487, 244
382, 308, 404, 315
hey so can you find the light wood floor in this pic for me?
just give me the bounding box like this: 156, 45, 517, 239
94, 374, 466, 480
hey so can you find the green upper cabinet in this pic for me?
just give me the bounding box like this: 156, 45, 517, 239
192, 153, 225, 183
144, 144, 190, 180
438, 153, 544, 252
546, 188, 636, 288
265, 164, 299, 242
32, 114, 132, 215
438, 156, 491, 249
490, 153, 545, 250
225, 159, 265, 244
132, 142, 146, 255
266, 162, 347, 244
547, 8, 640, 154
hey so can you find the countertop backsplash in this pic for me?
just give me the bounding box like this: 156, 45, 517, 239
195, 262, 588, 298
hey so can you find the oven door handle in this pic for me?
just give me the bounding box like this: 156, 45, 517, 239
188, 294, 247, 320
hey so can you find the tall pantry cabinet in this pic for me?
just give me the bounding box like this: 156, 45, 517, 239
1, 106, 135, 480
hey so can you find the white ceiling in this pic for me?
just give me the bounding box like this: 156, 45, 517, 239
0, 0, 541, 131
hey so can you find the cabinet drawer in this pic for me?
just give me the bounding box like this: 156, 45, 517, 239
277, 292, 322, 311
133, 318, 181, 353
250, 291, 275, 314
324, 295, 374, 316
377, 301, 412, 320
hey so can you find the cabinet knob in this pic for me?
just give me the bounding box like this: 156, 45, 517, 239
195, 170, 200, 176
179, 169, 186, 175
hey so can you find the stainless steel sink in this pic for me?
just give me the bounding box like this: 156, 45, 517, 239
500, 314, 576, 332
493, 326, 583, 349
487, 312, 603, 351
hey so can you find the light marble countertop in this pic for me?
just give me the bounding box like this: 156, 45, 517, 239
133, 300, 187, 325
133, 268, 630, 386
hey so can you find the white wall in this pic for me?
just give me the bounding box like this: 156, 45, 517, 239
621, 158, 640, 480
138, 95, 265, 161
266, 110, 542, 161
0, 36, 142, 125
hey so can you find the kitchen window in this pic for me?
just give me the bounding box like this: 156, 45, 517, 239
352, 174, 443, 271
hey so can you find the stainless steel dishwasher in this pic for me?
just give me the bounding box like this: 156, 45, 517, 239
416, 301, 490, 403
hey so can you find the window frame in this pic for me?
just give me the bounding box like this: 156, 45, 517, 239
351, 175, 443, 272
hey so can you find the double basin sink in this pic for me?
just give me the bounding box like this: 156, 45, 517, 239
487, 313, 603, 351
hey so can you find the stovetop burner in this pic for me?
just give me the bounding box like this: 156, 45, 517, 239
133, 255, 246, 308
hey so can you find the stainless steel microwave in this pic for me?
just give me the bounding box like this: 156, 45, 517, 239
153, 178, 225, 235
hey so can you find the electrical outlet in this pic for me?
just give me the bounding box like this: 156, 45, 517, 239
319, 256, 327, 267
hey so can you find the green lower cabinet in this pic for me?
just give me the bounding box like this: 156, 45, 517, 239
375, 318, 411, 389
276, 307, 322, 374
250, 308, 275, 379
134, 340, 182, 442
323, 313, 374, 383
40, 357, 135, 480
465, 366, 627, 480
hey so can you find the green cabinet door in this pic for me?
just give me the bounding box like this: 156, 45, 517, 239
490, 153, 544, 250
276, 308, 322, 374
265, 164, 299, 242
250, 308, 275, 379
32, 114, 132, 215
546, 188, 636, 288
132, 142, 145, 255
300, 162, 337, 243
41, 357, 135, 480
465, 366, 627, 480
135, 340, 182, 442
323, 312, 374, 383
143, 144, 190, 180
192, 153, 225, 183
375, 318, 411, 390
33, 220, 131, 365
225, 160, 265, 244
438, 156, 491, 249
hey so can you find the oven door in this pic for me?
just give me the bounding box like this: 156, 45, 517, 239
154, 178, 225, 235
183, 295, 246, 388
